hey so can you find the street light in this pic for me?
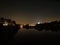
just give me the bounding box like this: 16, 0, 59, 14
37, 22, 40, 24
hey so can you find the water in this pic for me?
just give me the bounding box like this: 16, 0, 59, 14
13, 29, 60, 44
1, 29, 60, 45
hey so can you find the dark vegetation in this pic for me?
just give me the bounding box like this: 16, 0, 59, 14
24, 21, 60, 32
35, 21, 60, 32
0, 17, 20, 40
23, 24, 30, 29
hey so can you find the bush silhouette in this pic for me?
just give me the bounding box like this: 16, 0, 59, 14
35, 21, 60, 32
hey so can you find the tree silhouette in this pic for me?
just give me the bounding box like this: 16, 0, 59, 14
35, 20, 60, 32
25, 24, 29, 29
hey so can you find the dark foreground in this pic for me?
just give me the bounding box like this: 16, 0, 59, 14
1, 29, 60, 45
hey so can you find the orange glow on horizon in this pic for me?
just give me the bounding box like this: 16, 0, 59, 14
29, 24, 36, 26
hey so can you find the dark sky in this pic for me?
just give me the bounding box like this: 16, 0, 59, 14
0, 0, 60, 24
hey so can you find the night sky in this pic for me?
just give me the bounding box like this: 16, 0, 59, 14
0, 0, 60, 24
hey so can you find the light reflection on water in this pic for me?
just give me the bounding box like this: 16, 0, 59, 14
18, 28, 52, 33
14, 28, 60, 42
16, 28, 59, 38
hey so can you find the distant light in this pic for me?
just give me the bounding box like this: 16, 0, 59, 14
24, 24, 26, 25
37, 22, 40, 24
3, 23, 8, 26
20, 25, 23, 29
3, 21, 8, 26
29, 24, 35, 26
12, 24, 15, 26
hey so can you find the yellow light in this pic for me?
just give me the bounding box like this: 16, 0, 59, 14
3, 23, 8, 26
3, 21, 8, 26
29, 24, 35, 26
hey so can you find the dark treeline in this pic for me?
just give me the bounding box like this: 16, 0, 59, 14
0, 17, 20, 40
23, 24, 35, 29
23, 21, 60, 32
35, 21, 60, 32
